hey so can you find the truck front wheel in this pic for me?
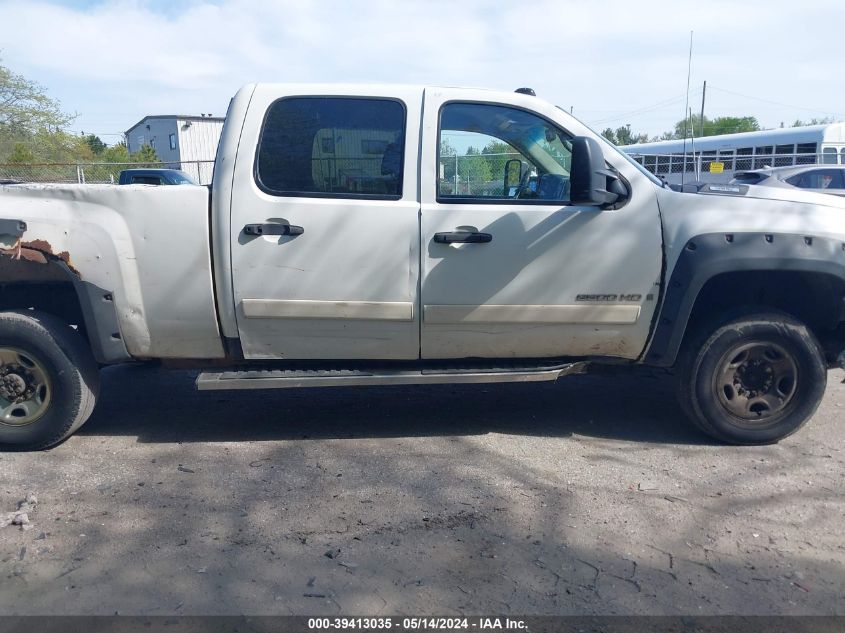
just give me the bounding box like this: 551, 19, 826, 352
678, 313, 827, 445
0, 310, 99, 451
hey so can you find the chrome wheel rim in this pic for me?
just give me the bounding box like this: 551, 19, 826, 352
715, 341, 798, 426
0, 348, 52, 427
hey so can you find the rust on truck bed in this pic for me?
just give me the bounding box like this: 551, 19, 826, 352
0, 238, 78, 276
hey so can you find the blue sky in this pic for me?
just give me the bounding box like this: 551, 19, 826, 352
2, 0, 844, 150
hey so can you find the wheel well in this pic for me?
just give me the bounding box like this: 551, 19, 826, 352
684, 270, 845, 359
0, 281, 90, 344
0, 248, 86, 329
0, 250, 130, 364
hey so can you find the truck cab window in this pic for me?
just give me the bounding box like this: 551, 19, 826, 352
437, 102, 572, 202
256, 97, 406, 199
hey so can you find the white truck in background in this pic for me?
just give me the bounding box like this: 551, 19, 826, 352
0, 83, 844, 450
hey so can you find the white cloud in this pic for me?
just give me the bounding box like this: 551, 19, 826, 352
1, 0, 843, 140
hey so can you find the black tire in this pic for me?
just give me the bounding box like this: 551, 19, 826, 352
678, 312, 827, 445
0, 310, 99, 451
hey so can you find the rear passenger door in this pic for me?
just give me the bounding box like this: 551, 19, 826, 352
229, 87, 423, 360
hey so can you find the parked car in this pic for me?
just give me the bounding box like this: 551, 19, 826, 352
118, 168, 197, 185
731, 165, 845, 196
1, 83, 844, 450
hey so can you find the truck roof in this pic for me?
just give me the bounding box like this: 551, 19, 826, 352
244, 82, 533, 99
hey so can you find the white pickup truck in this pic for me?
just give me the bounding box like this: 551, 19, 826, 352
1, 84, 844, 450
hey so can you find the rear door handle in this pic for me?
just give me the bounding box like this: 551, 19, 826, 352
243, 223, 304, 237
433, 231, 492, 244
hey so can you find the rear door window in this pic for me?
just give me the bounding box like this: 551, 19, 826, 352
256, 97, 406, 199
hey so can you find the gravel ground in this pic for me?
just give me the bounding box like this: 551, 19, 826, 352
0, 364, 843, 616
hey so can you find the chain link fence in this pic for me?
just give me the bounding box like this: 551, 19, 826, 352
438, 151, 523, 196
0, 160, 216, 185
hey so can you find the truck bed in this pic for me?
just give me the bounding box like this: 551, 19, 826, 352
0, 183, 224, 359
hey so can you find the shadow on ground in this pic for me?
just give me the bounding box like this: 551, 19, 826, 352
78, 364, 709, 445
3, 368, 843, 615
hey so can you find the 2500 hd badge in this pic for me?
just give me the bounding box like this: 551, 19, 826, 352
576, 294, 644, 302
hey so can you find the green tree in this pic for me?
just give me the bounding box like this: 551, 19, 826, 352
26, 129, 93, 163
667, 115, 701, 139
78, 142, 132, 183
600, 124, 650, 146
7, 143, 35, 164
0, 61, 74, 136
0, 60, 87, 166
1, 60, 72, 161
791, 117, 836, 127
706, 116, 761, 136
481, 140, 519, 182
665, 114, 761, 139
459, 147, 492, 194
100, 142, 131, 163
130, 143, 160, 165
83, 134, 107, 155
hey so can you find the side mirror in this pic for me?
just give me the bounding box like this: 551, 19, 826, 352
569, 136, 625, 206
503, 159, 522, 197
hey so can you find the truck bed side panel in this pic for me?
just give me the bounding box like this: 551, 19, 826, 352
0, 183, 225, 359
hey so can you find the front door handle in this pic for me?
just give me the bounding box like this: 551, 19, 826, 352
433, 231, 492, 244
243, 223, 304, 237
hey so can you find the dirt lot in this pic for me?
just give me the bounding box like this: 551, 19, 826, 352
1, 365, 843, 615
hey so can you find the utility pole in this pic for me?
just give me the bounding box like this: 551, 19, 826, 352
699, 80, 707, 137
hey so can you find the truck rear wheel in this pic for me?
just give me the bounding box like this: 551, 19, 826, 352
678, 312, 827, 445
0, 310, 99, 451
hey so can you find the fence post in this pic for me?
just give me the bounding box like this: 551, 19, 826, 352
76, 165, 82, 183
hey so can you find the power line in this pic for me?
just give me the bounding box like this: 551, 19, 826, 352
68, 131, 126, 137
586, 89, 701, 126
708, 86, 845, 118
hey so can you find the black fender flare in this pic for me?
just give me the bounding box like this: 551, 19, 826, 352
644, 232, 845, 366
0, 220, 130, 364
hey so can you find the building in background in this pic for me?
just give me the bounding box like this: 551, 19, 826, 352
124, 114, 224, 184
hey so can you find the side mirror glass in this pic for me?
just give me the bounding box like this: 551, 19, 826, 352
569, 136, 624, 206
503, 158, 523, 197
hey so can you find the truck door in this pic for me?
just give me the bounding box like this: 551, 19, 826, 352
228, 87, 422, 360
419, 88, 664, 360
